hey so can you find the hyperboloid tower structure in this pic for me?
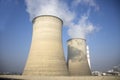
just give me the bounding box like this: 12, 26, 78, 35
67, 38, 91, 76
23, 15, 68, 76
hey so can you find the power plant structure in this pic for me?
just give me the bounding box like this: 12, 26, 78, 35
23, 15, 91, 76
67, 38, 91, 76
23, 15, 68, 76
1, 15, 119, 80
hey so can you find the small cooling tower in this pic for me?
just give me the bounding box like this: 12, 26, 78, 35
23, 15, 68, 76
67, 38, 91, 76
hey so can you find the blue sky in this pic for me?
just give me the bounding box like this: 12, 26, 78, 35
0, 0, 120, 73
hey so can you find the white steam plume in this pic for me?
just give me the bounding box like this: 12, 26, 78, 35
68, 12, 95, 39
25, 0, 99, 39
25, 0, 75, 26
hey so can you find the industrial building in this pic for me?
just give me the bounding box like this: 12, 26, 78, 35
23, 15, 92, 76
23, 15, 68, 76
67, 38, 91, 75
0, 15, 120, 80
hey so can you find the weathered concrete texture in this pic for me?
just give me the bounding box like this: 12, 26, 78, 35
0, 75, 120, 80
23, 15, 68, 76
67, 38, 91, 76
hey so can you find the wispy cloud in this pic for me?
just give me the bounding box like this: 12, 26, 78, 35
72, 0, 99, 11
25, 0, 99, 39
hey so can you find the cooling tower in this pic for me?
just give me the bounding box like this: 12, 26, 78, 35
23, 15, 68, 76
67, 38, 91, 76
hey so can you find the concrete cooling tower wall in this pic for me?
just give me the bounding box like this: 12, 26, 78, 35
23, 15, 68, 76
67, 38, 91, 76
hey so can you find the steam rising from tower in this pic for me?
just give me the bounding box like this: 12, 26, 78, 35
25, 0, 98, 39
23, 15, 68, 76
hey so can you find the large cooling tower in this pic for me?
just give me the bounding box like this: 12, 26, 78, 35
67, 38, 91, 76
23, 15, 68, 76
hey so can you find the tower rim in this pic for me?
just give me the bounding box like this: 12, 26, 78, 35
67, 38, 86, 42
32, 15, 63, 24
